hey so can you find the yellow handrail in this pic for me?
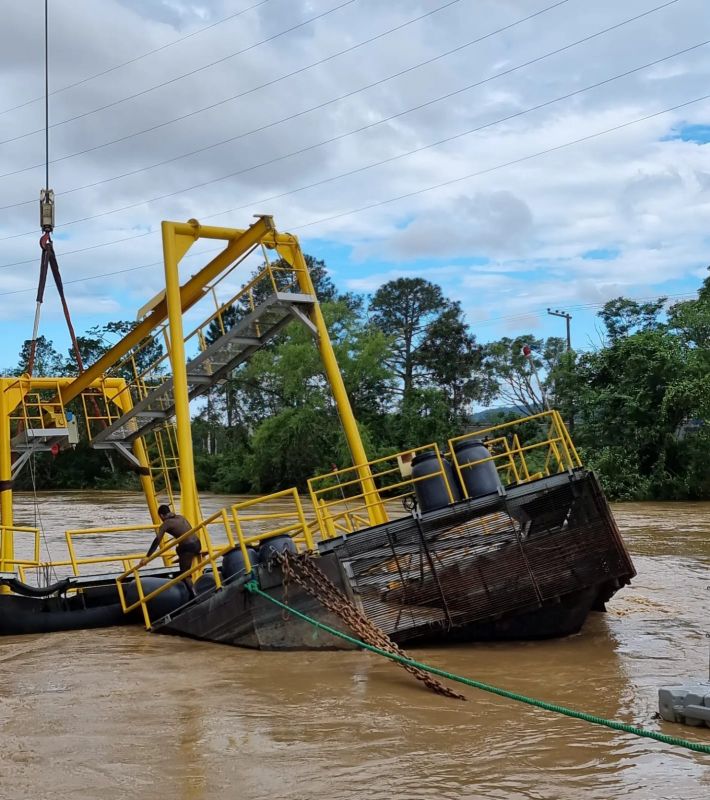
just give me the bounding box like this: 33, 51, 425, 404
116, 488, 313, 629
65, 523, 161, 576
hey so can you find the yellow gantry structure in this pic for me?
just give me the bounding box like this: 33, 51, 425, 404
0, 216, 384, 574
0, 375, 156, 573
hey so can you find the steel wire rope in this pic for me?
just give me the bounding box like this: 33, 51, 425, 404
0, 92, 707, 299
28, 451, 58, 586
0, 0, 273, 116
0, 35, 705, 246
0, 0, 673, 213
0, 0, 363, 146
468, 293, 699, 329
0, 89, 710, 297
0, 0, 477, 180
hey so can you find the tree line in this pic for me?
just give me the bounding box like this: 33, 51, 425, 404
6, 255, 709, 501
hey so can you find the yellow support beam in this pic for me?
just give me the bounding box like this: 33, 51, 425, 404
59, 215, 276, 407
0, 382, 14, 573
161, 221, 200, 525
279, 236, 386, 526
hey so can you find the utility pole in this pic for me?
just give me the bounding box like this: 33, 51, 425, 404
547, 308, 573, 434
547, 308, 571, 351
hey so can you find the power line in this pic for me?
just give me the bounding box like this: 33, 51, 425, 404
0, 231, 156, 271
0, 93, 707, 297
287, 92, 710, 232
0, 0, 481, 180
1, 35, 705, 244
0, 0, 670, 211
471, 293, 698, 328
0, 0, 363, 146
0, 1, 273, 117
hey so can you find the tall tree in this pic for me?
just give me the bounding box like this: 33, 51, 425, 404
599, 297, 666, 341
418, 302, 484, 420
15, 336, 64, 376
369, 278, 450, 396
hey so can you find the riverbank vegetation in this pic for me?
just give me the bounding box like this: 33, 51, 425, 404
7, 257, 709, 501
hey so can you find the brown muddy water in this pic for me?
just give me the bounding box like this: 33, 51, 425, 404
1, 493, 709, 800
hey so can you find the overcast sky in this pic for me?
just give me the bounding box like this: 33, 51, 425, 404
0, 0, 708, 365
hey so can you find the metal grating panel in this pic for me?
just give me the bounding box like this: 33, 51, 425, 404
329, 471, 634, 642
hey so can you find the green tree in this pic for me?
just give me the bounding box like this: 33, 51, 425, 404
598, 296, 666, 341
369, 278, 449, 396
418, 302, 485, 421
482, 335, 546, 415
15, 335, 65, 376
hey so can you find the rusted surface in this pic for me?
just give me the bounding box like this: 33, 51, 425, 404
330, 471, 635, 642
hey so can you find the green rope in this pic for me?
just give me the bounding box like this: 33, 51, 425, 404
245, 580, 710, 756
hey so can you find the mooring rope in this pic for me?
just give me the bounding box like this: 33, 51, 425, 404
245, 580, 710, 756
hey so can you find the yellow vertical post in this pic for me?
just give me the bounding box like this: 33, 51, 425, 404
161, 222, 201, 526
111, 382, 160, 525
0, 381, 14, 575
288, 242, 386, 525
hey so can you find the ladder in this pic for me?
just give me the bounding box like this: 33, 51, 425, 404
91, 291, 317, 449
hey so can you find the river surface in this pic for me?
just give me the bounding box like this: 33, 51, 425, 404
1, 494, 708, 800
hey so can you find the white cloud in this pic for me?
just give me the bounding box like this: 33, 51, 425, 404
0, 0, 707, 350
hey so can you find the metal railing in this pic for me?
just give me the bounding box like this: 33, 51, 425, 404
0, 524, 41, 576
229, 487, 315, 571
308, 443, 456, 539
116, 488, 314, 629
8, 387, 67, 437
448, 409, 581, 498
64, 523, 162, 576
4, 523, 161, 584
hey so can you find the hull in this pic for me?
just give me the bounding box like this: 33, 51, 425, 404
320, 468, 635, 646
154, 551, 357, 650
0, 585, 131, 635
152, 469, 635, 650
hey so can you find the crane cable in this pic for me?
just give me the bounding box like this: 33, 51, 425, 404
27, 0, 87, 378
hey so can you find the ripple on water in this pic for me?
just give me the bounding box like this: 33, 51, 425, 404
2, 494, 710, 799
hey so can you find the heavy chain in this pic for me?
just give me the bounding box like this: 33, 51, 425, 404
278, 551, 466, 701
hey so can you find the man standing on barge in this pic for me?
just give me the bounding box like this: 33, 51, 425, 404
143, 505, 200, 598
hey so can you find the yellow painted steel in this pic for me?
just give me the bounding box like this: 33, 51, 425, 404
0, 381, 15, 576
278, 237, 386, 526
0, 525, 40, 577
116, 488, 313, 628
447, 410, 580, 499
58, 216, 276, 407
308, 442, 455, 538
161, 221, 200, 526
65, 523, 160, 576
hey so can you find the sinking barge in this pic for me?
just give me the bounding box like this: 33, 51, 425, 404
0, 216, 635, 647
152, 465, 634, 649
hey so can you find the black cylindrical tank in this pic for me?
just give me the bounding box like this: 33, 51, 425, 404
124, 576, 190, 619
453, 439, 502, 499
259, 535, 297, 564
221, 547, 258, 580
411, 450, 461, 512
194, 573, 216, 594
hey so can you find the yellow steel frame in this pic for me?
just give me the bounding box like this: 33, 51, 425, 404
0, 375, 158, 575
1, 214, 383, 584
309, 442, 456, 539
116, 488, 314, 629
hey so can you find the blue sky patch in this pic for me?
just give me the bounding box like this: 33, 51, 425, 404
582, 248, 620, 260
663, 123, 710, 144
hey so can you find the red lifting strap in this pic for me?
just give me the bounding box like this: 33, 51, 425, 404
27, 232, 86, 376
